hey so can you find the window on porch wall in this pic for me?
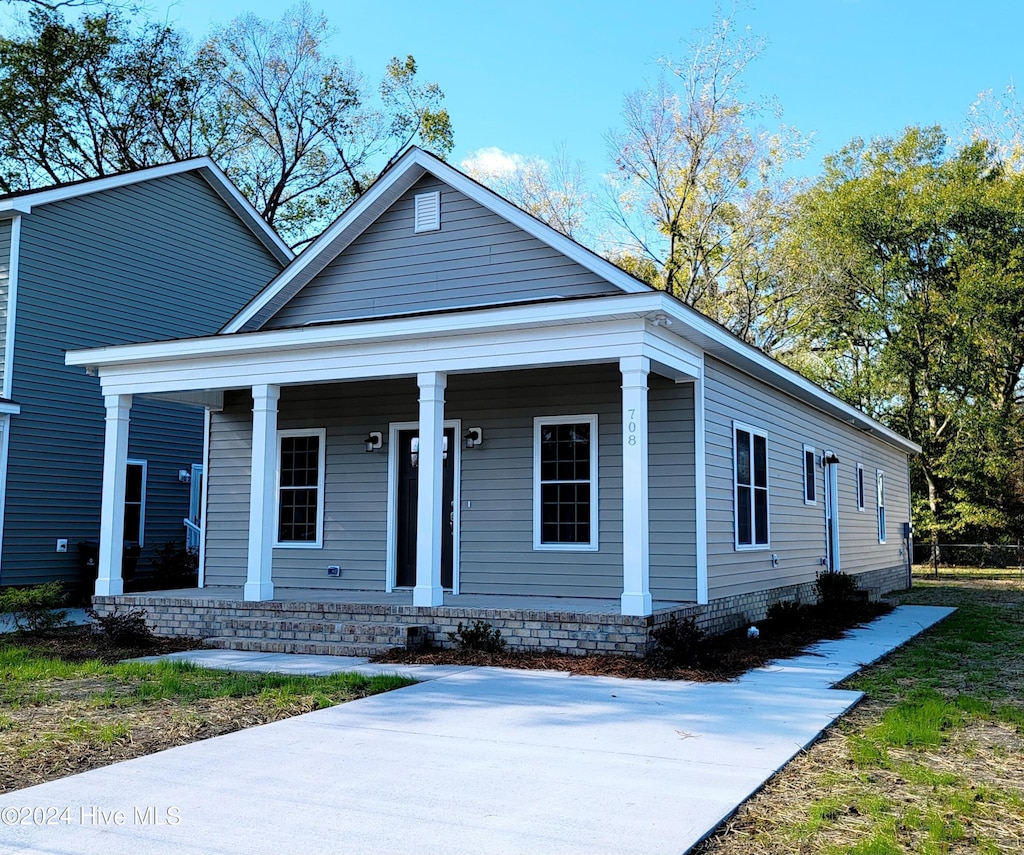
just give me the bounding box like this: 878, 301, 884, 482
276, 429, 325, 547
534, 416, 598, 550
124, 459, 147, 545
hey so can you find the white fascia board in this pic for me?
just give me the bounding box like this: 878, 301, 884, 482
0, 158, 291, 265
88, 320, 653, 397
653, 299, 921, 455
0, 201, 31, 217
69, 292, 668, 369
0, 160, 208, 210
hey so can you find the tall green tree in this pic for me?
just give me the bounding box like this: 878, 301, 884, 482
789, 126, 1024, 546
604, 4, 806, 353
0, 4, 453, 246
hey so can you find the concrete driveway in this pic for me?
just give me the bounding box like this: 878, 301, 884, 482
0, 605, 952, 855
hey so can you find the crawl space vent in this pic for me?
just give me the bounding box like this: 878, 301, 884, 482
414, 191, 441, 233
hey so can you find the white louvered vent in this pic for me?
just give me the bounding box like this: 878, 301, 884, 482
414, 191, 441, 233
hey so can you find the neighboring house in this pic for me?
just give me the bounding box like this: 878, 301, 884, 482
0, 160, 291, 590
69, 148, 919, 654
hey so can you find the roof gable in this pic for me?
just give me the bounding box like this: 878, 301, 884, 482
0, 159, 291, 266
223, 147, 651, 333
260, 174, 621, 329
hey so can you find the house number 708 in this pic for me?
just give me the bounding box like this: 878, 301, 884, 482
627, 408, 637, 446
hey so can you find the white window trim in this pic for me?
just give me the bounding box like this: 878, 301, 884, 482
533, 414, 599, 552
876, 469, 886, 544
733, 421, 770, 551
274, 428, 326, 549
856, 463, 866, 512
802, 444, 817, 506
125, 458, 147, 547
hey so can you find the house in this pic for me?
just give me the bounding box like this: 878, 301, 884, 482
68, 148, 919, 655
0, 160, 291, 592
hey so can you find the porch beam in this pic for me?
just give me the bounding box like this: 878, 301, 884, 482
620, 356, 652, 616
96, 394, 131, 597
244, 384, 279, 601
414, 371, 446, 607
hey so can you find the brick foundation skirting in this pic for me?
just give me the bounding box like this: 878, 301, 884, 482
92, 564, 910, 657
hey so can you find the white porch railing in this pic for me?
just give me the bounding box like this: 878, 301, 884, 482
184, 518, 202, 551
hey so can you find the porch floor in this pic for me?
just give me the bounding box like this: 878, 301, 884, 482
133, 586, 691, 616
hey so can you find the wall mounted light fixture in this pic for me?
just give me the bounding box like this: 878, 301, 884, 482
464, 427, 483, 448
177, 469, 192, 484
364, 431, 383, 453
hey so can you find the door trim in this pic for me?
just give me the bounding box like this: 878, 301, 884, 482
386, 419, 461, 594
824, 451, 841, 573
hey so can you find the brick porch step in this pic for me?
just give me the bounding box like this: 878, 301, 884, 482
204, 636, 396, 657
204, 620, 429, 657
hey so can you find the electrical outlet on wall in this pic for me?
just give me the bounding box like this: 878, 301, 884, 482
326, 565, 341, 577
56, 539, 68, 553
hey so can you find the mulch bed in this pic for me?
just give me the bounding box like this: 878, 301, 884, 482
4, 624, 209, 664
373, 602, 894, 681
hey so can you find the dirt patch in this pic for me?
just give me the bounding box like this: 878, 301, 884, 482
692, 704, 1024, 855
8, 624, 209, 665
374, 603, 894, 681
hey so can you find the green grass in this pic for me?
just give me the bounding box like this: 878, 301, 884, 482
696, 572, 1024, 855
1, 638, 417, 792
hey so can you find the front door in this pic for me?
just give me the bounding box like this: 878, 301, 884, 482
824, 454, 841, 572
396, 428, 455, 588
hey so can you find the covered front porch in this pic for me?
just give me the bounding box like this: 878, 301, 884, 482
69, 292, 711, 619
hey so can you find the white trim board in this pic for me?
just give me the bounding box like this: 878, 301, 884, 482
70, 289, 920, 456
0, 159, 291, 265
3, 214, 21, 400
385, 419, 461, 595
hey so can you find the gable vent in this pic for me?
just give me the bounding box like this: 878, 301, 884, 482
414, 191, 441, 233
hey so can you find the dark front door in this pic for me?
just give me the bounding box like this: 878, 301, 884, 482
396, 428, 455, 588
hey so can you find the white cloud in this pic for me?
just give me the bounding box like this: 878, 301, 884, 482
461, 146, 544, 178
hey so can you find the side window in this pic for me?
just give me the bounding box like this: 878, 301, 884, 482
856, 463, 865, 511
802, 444, 816, 505
276, 429, 326, 547
124, 459, 147, 545
876, 470, 886, 543
534, 416, 598, 550
734, 422, 769, 548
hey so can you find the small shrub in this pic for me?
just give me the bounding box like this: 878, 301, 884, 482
766, 599, 812, 631
446, 620, 506, 653
150, 542, 199, 581
0, 583, 70, 633
815, 570, 857, 606
86, 606, 155, 647
645, 615, 708, 669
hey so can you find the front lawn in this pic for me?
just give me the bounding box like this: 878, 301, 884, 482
693, 570, 1024, 855
0, 631, 413, 794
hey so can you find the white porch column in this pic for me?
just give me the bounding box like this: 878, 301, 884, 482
96, 394, 131, 597
414, 371, 446, 607
244, 384, 279, 601
620, 356, 652, 616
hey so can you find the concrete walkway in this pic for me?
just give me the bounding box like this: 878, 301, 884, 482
0, 605, 953, 855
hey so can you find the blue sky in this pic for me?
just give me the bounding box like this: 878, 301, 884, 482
7, 0, 1023, 179
151, 0, 1023, 179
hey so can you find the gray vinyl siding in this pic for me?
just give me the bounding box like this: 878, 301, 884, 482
648, 378, 697, 601
448, 367, 623, 599
703, 357, 911, 600
0, 218, 10, 390
263, 175, 620, 329
204, 366, 701, 601
0, 171, 284, 586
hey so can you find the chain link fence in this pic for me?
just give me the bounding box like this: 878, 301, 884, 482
913, 542, 1024, 571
